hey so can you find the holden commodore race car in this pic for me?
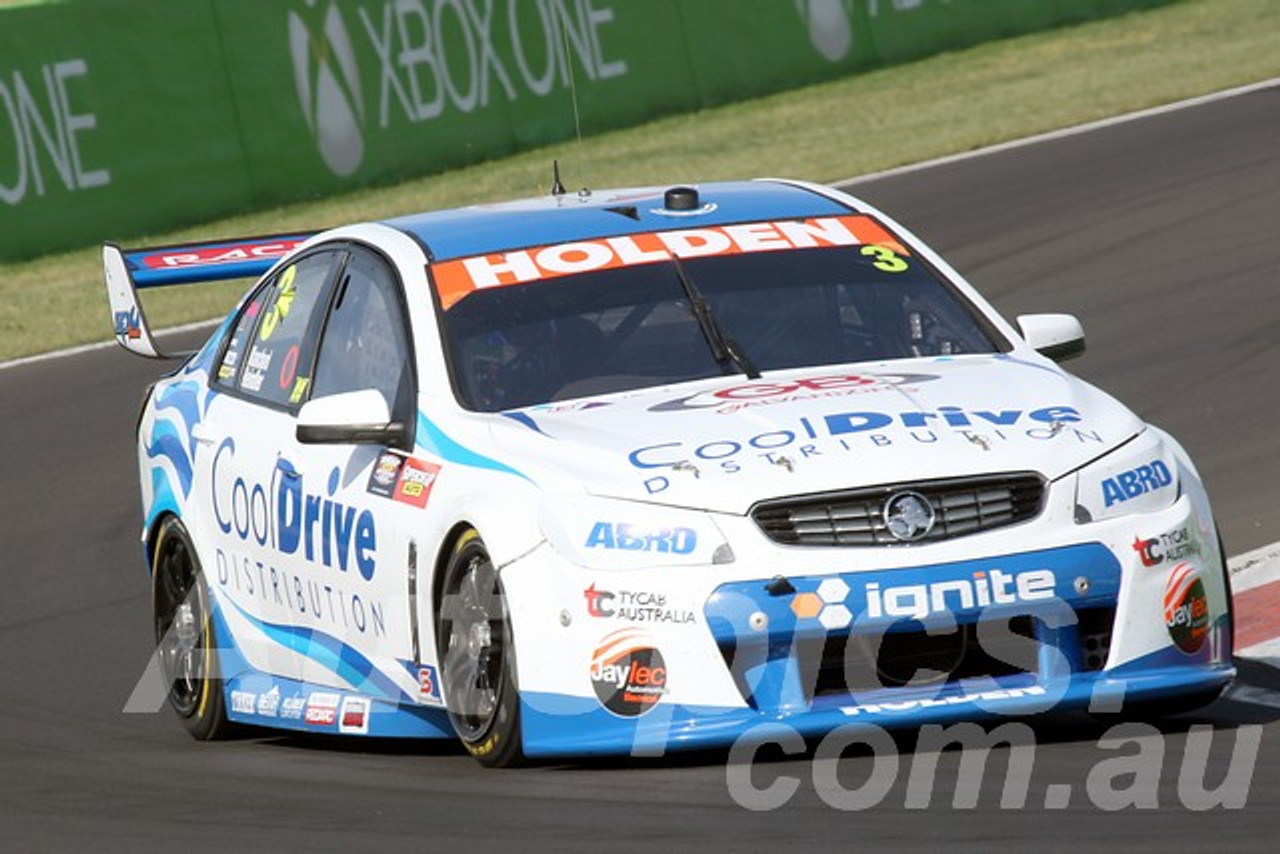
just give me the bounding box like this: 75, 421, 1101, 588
105, 178, 1233, 767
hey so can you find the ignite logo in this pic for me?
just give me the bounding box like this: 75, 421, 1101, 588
288, 1, 365, 177
589, 629, 667, 717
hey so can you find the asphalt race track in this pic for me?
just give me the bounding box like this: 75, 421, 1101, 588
1, 84, 1278, 852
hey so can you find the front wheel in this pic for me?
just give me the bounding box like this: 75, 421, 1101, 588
152, 516, 232, 740
436, 530, 524, 767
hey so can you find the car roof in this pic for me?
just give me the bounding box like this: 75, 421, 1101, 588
381, 179, 857, 262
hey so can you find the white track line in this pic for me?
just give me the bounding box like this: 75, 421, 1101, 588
839, 77, 1280, 187
0, 318, 220, 373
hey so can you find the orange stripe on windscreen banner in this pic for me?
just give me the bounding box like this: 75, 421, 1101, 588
430, 215, 907, 310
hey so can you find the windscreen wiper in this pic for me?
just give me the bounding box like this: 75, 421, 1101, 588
669, 254, 761, 380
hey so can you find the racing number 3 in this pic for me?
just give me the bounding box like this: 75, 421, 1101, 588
861, 244, 908, 273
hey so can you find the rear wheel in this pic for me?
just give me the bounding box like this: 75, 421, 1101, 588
152, 516, 231, 740
436, 530, 524, 767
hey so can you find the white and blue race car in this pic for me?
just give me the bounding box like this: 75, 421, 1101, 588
105, 179, 1233, 766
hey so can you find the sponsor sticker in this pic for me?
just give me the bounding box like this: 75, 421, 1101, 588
305, 692, 340, 726
280, 695, 306, 720
585, 522, 696, 554
113, 307, 142, 340
583, 584, 696, 625
366, 452, 404, 498
589, 629, 668, 717
394, 458, 439, 509
339, 696, 370, 735
1164, 563, 1210, 654
257, 686, 281, 718
231, 690, 257, 715
1101, 459, 1173, 508
1132, 526, 1202, 568
417, 666, 441, 701
365, 453, 440, 509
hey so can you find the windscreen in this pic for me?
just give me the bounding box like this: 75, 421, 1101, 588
433, 217, 1003, 412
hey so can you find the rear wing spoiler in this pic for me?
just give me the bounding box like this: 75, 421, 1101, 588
104, 233, 313, 359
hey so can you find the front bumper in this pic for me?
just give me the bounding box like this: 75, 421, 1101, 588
503, 492, 1233, 758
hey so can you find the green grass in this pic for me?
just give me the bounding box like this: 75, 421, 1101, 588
2, 0, 1278, 362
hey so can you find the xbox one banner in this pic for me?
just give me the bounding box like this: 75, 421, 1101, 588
0, 0, 1172, 262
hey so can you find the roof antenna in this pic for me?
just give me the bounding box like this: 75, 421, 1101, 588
551, 159, 566, 197
557, 15, 590, 195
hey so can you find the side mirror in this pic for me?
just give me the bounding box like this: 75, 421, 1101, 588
1017, 313, 1086, 363
296, 389, 407, 446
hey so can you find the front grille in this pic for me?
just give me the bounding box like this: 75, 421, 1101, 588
751, 472, 1046, 546
809, 616, 1040, 698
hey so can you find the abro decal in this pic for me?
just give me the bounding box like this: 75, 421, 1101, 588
1102, 459, 1173, 508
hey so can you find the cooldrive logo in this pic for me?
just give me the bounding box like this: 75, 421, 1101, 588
1, 57, 110, 207
286, 0, 629, 178
589, 628, 667, 717
289, 1, 365, 177
628, 404, 1100, 494
210, 438, 388, 638
212, 440, 377, 579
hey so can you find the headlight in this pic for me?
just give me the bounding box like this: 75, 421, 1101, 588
1073, 428, 1180, 523
538, 494, 733, 570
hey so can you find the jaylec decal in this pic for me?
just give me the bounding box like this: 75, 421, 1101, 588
583, 584, 696, 625
629, 404, 1099, 494
648, 372, 940, 414
589, 628, 668, 718
366, 452, 441, 509
1164, 563, 1209, 654
432, 216, 906, 308
211, 440, 388, 638
287, 0, 628, 178
1101, 459, 1173, 508
1132, 526, 1201, 568
584, 522, 696, 554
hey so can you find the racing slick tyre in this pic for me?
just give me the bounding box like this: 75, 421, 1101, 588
152, 516, 233, 740
437, 530, 524, 768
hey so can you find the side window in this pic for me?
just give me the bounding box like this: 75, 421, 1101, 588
216, 285, 270, 387
235, 252, 340, 407
312, 249, 412, 416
